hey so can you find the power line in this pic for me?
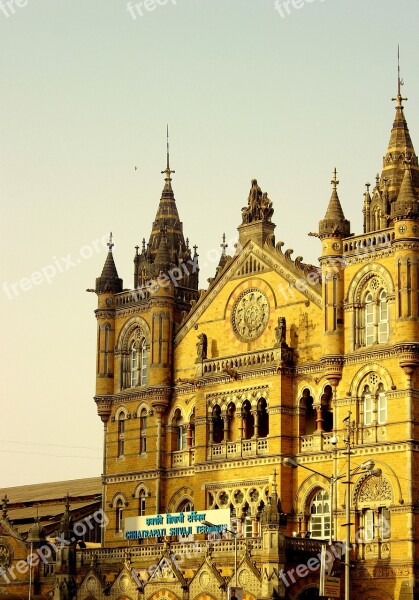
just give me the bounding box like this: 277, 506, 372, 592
0, 440, 101, 451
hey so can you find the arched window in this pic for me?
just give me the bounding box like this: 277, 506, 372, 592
177, 499, 193, 512
130, 341, 138, 387
189, 408, 195, 447
360, 375, 387, 428
115, 499, 124, 533
378, 290, 389, 343
172, 409, 186, 450
139, 408, 147, 453
117, 413, 125, 457
138, 489, 146, 516
309, 490, 331, 539
365, 292, 374, 346
300, 389, 316, 436
212, 405, 224, 443
377, 383, 387, 425
362, 385, 373, 426
104, 323, 110, 374
242, 400, 254, 440
258, 398, 269, 438
140, 339, 148, 385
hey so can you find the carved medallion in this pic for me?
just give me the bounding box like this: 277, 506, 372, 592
0, 544, 11, 569
199, 571, 211, 588
231, 288, 270, 342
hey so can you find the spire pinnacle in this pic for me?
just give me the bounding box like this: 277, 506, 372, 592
220, 233, 228, 257
331, 168, 339, 191
161, 124, 175, 182
272, 468, 278, 496
107, 232, 114, 252
392, 45, 407, 108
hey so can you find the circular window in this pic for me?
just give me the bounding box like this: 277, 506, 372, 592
231, 288, 270, 342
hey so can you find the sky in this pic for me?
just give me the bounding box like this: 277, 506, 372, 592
1, 0, 419, 488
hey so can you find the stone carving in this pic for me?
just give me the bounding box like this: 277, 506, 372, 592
196, 333, 208, 361
232, 288, 270, 342
358, 476, 392, 503
274, 317, 287, 347
0, 544, 11, 569
241, 179, 274, 224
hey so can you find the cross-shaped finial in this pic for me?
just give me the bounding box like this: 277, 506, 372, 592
193, 244, 198, 256
161, 124, 175, 180
107, 232, 114, 251
186, 238, 190, 250
331, 168, 339, 190
220, 233, 228, 256
365, 182, 371, 192
392, 45, 408, 108
1, 495, 8, 519
142, 238, 146, 253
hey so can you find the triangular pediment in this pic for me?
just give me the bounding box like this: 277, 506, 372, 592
78, 569, 106, 600
189, 555, 226, 598
175, 238, 321, 347
147, 551, 187, 585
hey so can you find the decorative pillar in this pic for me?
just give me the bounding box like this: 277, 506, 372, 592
315, 405, 324, 431
252, 409, 259, 438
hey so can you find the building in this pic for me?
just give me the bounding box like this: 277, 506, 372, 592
2, 74, 419, 600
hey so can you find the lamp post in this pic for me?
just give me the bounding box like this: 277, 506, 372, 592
201, 520, 238, 587
283, 436, 381, 600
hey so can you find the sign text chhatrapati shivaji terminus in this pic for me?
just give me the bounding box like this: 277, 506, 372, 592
124, 509, 231, 540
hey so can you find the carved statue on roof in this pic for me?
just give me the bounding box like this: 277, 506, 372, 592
241, 179, 273, 224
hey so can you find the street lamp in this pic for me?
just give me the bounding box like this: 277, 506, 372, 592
283, 436, 381, 600
201, 520, 238, 587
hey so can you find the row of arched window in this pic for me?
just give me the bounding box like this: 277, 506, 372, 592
117, 408, 148, 458
210, 399, 269, 444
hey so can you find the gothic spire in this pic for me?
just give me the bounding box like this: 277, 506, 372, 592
392, 162, 419, 219
319, 169, 350, 238
95, 232, 123, 294
380, 49, 419, 202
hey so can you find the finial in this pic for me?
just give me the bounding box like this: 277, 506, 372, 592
186, 238, 190, 250
365, 182, 371, 192
142, 238, 146, 253
161, 125, 175, 181
135, 245, 139, 256
65, 492, 70, 512
193, 244, 198, 257
220, 233, 228, 256
331, 168, 339, 190
107, 232, 114, 252
1, 495, 8, 519
272, 468, 278, 495
376, 173, 380, 187
392, 45, 407, 108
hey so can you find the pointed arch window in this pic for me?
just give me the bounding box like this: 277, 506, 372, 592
365, 292, 374, 346
116, 499, 124, 533
138, 489, 146, 516
309, 490, 331, 539
212, 405, 224, 444
118, 413, 125, 457
356, 281, 390, 348
257, 398, 269, 438
363, 386, 373, 426
378, 290, 389, 343
131, 342, 139, 387
377, 384, 387, 425
139, 408, 147, 453
140, 339, 148, 385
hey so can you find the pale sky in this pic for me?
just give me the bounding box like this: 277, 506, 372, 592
1, 0, 418, 487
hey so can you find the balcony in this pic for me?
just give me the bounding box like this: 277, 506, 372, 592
207, 438, 269, 461
300, 432, 333, 453
171, 449, 195, 468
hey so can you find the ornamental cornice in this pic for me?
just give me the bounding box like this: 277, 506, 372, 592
343, 248, 394, 265
116, 305, 150, 318
205, 477, 269, 490
269, 406, 295, 415
205, 384, 269, 401
95, 310, 115, 319
391, 241, 419, 252
195, 456, 281, 472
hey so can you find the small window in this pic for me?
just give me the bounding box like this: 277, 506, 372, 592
364, 392, 373, 426
140, 408, 147, 453
365, 292, 374, 346
118, 414, 125, 457
116, 500, 124, 533
140, 339, 148, 385
139, 490, 146, 516
131, 342, 139, 387
378, 290, 389, 343
364, 509, 374, 541
377, 388, 387, 425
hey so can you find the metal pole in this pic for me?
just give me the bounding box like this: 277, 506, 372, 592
344, 414, 351, 600
234, 533, 237, 587
28, 541, 32, 600
329, 477, 334, 544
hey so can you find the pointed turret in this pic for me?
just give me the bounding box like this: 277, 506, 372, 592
392, 163, 419, 219
380, 53, 419, 204
134, 131, 199, 291
319, 169, 350, 238
95, 233, 123, 294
